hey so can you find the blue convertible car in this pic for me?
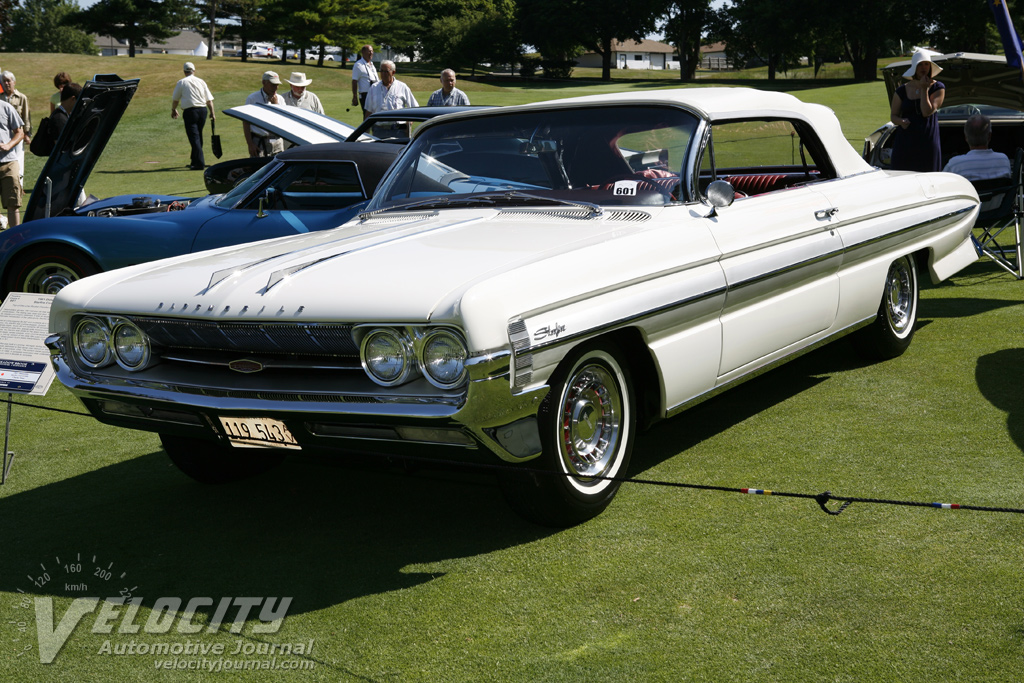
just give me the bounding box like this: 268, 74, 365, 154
3, 76, 402, 296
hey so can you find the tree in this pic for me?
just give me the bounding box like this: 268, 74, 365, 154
420, 0, 518, 73
824, 0, 927, 80
715, 0, 809, 80
6, 0, 94, 54
662, 0, 713, 81
67, 0, 196, 57
0, 0, 14, 50
518, 0, 666, 80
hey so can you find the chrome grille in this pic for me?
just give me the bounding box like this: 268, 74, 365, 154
497, 209, 651, 222
130, 317, 359, 356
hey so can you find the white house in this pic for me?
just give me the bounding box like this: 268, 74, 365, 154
94, 29, 236, 57
575, 39, 677, 70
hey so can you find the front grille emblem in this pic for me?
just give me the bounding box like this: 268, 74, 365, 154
229, 359, 264, 373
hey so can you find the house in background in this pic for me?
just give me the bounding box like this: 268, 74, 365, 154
575, 39, 676, 70
700, 42, 732, 70
94, 29, 237, 57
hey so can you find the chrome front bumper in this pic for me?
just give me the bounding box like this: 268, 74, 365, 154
46, 333, 549, 463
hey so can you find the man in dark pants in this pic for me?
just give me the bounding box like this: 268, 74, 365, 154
170, 62, 215, 170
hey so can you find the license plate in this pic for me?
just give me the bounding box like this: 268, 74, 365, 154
218, 416, 301, 450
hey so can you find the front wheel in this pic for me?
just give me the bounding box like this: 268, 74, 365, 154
500, 342, 636, 527
160, 434, 285, 484
853, 255, 919, 360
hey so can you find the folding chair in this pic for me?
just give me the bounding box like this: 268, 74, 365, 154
972, 147, 1024, 279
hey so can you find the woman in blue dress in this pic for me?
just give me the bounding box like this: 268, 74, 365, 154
889, 51, 946, 172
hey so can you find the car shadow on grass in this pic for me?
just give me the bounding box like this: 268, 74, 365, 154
0, 448, 552, 617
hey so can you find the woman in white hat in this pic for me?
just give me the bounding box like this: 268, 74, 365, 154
282, 72, 324, 114
889, 50, 946, 172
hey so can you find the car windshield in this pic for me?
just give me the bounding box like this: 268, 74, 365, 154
372, 105, 699, 211
214, 159, 282, 208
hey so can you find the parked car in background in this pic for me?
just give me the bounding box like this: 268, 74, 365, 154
3, 142, 399, 295
205, 105, 485, 194
864, 52, 1024, 168
46, 88, 980, 525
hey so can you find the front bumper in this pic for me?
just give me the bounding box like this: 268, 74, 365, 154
46, 333, 549, 463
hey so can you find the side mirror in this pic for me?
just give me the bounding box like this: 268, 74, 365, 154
257, 188, 275, 218
705, 179, 735, 218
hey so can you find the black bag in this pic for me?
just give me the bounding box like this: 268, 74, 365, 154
30, 116, 58, 157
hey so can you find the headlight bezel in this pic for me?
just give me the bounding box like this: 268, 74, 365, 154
73, 316, 113, 368
70, 315, 156, 372
419, 328, 468, 389
357, 325, 470, 390
359, 327, 418, 387
111, 320, 151, 370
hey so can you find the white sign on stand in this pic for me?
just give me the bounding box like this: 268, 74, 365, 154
0, 292, 57, 483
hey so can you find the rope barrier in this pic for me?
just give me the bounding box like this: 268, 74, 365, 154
9, 397, 1024, 516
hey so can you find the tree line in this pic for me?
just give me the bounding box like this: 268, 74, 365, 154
0, 0, 1019, 81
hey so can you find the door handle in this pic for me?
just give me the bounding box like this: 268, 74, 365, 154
815, 207, 839, 220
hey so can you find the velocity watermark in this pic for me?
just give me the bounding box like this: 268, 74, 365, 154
27, 595, 296, 664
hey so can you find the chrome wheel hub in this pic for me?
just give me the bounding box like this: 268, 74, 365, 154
25, 264, 78, 294
559, 363, 622, 480
885, 260, 913, 334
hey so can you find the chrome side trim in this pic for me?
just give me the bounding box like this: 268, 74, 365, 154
522, 284, 727, 355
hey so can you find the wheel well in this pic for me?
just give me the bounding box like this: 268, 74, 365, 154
602, 327, 661, 429
2, 242, 102, 294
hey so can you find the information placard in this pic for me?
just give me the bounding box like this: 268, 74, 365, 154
0, 293, 56, 396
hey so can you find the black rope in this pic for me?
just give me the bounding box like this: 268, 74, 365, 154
7, 398, 1024, 516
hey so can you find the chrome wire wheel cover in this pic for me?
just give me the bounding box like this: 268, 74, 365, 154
884, 258, 915, 338
557, 359, 625, 490
23, 263, 79, 294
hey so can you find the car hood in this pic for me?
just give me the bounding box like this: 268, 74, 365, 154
25, 75, 139, 223
883, 52, 1024, 111
51, 207, 676, 349
223, 103, 360, 145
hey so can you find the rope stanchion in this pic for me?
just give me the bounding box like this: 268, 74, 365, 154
9, 395, 1024, 516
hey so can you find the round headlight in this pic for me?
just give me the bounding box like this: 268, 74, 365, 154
420, 329, 468, 389
112, 321, 150, 370
73, 317, 112, 367
360, 328, 415, 386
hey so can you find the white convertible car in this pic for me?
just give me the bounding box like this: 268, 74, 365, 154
45, 89, 980, 525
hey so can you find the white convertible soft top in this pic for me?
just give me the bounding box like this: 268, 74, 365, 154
457, 87, 874, 179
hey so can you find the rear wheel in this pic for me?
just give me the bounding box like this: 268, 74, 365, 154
160, 434, 285, 484
501, 342, 636, 527
4, 246, 100, 296
854, 255, 918, 360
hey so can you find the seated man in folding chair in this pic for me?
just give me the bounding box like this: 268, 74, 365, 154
943, 114, 1010, 183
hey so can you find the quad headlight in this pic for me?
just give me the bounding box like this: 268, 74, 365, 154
73, 317, 112, 368
360, 328, 417, 386
359, 326, 469, 389
420, 329, 467, 389
71, 316, 154, 372
111, 320, 150, 370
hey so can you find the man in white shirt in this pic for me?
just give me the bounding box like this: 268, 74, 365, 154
365, 61, 418, 114
171, 62, 215, 170
243, 71, 285, 157
350, 45, 378, 120
427, 69, 470, 107
282, 72, 324, 114
943, 114, 1011, 182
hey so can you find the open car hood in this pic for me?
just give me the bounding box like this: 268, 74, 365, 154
223, 104, 361, 145
883, 52, 1024, 112
25, 75, 139, 222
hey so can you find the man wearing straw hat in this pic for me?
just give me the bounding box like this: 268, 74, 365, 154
282, 72, 324, 114
171, 61, 216, 170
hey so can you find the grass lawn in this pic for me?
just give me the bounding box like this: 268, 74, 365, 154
0, 53, 1022, 682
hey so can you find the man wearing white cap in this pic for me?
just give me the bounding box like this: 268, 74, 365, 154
244, 71, 285, 157
282, 72, 324, 114
171, 62, 215, 170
